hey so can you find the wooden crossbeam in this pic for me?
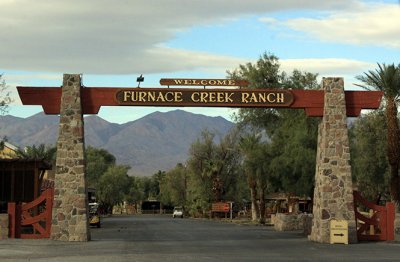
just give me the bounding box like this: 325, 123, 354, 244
17, 86, 383, 117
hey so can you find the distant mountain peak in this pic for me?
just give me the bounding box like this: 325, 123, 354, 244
0, 110, 234, 176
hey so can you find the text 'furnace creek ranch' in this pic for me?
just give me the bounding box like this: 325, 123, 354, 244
116, 89, 293, 107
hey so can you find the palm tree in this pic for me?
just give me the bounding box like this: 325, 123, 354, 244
15, 144, 57, 162
239, 133, 262, 222
356, 63, 400, 206
15, 144, 57, 187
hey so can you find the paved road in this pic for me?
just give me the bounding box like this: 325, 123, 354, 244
1, 215, 400, 261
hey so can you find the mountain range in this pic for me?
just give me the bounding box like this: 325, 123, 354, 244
0, 110, 234, 176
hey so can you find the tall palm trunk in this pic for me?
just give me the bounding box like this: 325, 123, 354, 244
249, 181, 259, 221
259, 187, 266, 224
386, 98, 400, 208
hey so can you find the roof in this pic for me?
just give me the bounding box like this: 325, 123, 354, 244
0, 158, 52, 170
3, 141, 18, 151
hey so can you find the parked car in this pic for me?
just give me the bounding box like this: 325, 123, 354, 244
89, 203, 101, 228
172, 206, 183, 218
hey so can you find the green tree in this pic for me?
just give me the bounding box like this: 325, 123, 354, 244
186, 130, 219, 215
239, 133, 277, 223
0, 74, 12, 150
350, 110, 389, 201
356, 63, 400, 205
239, 133, 261, 221
134, 177, 153, 200
151, 170, 166, 199
229, 52, 319, 217
229, 53, 318, 134
124, 176, 145, 204
96, 165, 130, 211
269, 109, 318, 197
186, 129, 242, 216
129, 172, 165, 202
229, 53, 282, 132
0, 74, 12, 116
160, 163, 187, 207
218, 129, 246, 204
86, 146, 116, 187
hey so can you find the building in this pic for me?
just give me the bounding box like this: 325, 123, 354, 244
0, 142, 53, 213
0, 159, 52, 213
0, 141, 19, 159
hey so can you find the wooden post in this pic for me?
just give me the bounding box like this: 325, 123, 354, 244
386, 202, 395, 241
369, 209, 375, 235
7, 202, 16, 238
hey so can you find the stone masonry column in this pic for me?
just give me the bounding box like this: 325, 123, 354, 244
309, 78, 357, 244
51, 74, 90, 241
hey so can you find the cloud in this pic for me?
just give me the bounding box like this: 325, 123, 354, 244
6, 57, 373, 106
0, 0, 356, 74
282, 3, 400, 48
280, 58, 377, 89
3, 74, 61, 85
280, 58, 374, 76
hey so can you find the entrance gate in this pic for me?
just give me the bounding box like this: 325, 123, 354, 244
353, 191, 395, 241
17, 74, 383, 243
8, 188, 54, 239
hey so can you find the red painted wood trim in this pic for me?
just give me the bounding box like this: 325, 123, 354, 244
17, 86, 383, 117
17, 87, 62, 114
355, 211, 379, 227
46, 188, 54, 238
290, 90, 383, 116
353, 191, 386, 211
21, 211, 47, 225
14, 203, 21, 238
7, 202, 16, 238
21, 191, 47, 210
386, 202, 395, 241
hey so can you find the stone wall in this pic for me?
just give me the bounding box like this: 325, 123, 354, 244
51, 74, 90, 241
303, 214, 313, 236
0, 214, 8, 240
274, 213, 312, 232
395, 214, 400, 241
309, 78, 357, 244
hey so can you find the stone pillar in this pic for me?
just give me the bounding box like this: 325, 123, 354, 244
51, 74, 90, 241
309, 78, 357, 244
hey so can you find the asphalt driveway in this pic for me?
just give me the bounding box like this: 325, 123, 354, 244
1, 215, 400, 261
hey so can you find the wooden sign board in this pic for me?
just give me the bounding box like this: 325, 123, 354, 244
115, 88, 293, 108
160, 78, 249, 87
212, 202, 230, 213
330, 219, 348, 245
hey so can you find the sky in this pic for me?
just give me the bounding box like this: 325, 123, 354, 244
1, 0, 399, 124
